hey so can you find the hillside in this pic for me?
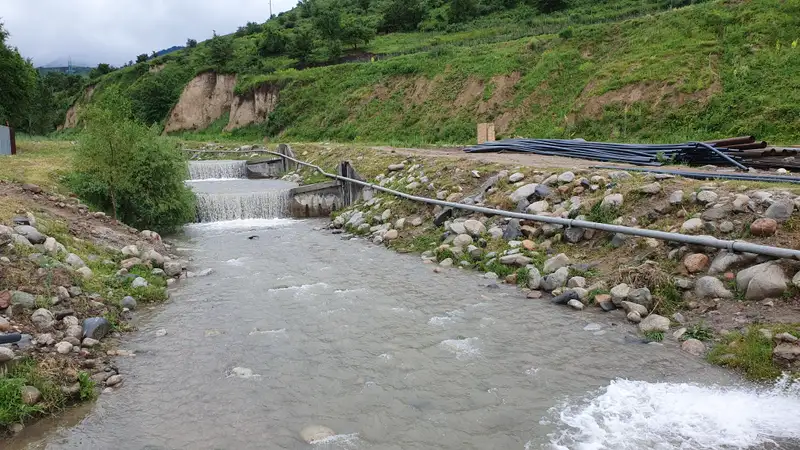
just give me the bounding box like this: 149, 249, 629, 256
64, 0, 800, 146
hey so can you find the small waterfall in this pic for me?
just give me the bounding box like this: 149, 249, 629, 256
188, 160, 247, 180
195, 189, 291, 222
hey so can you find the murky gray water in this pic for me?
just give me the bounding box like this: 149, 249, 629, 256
11, 164, 800, 450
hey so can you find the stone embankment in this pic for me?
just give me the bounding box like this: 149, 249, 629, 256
0, 181, 212, 435
301, 155, 800, 379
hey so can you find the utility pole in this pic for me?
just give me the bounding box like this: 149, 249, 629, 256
269, 0, 272, 17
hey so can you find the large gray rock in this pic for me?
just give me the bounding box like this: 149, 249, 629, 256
680, 218, 704, 234
463, 220, 486, 237
131, 277, 149, 289
709, 251, 758, 275
694, 276, 734, 299
526, 200, 549, 214
681, 339, 706, 356
65, 325, 83, 340
541, 267, 569, 291
639, 182, 661, 194
543, 253, 570, 274
503, 219, 522, 240
0, 347, 14, 362
527, 267, 542, 290
13, 225, 46, 244
121, 296, 137, 310
164, 261, 182, 277
43, 237, 64, 255
509, 172, 525, 183
601, 194, 623, 209
142, 249, 165, 267
639, 314, 670, 333
11, 234, 33, 247
82, 317, 111, 340
65, 253, 86, 268
627, 288, 653, 310
696, 190, 718, 204
449, 222, 466, 235
736, 262, 789, 300
610, 283, 630, 306
509, 184, 539, 203
793, 270, 800, 289
76, 267, 93, 280
499, 254, 532, 266
452, 234, 473, 248
31, 308, 55, 330
558, 171, 575, 183
11, 291, 36, 309
765, 199, 794, 222
669, 190, 684, 205
621, 301, 648, 317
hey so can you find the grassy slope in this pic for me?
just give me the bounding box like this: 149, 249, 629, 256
80, 0, 799, 147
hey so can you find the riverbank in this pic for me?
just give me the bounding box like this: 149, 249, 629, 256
0, 175, 199, 436
272, 142, 800, 381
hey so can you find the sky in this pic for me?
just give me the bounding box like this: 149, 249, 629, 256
2, 0, 297, 67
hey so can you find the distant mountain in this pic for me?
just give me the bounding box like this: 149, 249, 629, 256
155, 46, 185, 57
41, 57, 93, 68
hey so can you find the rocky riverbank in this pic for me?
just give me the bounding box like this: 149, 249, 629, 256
283, 145, 800, 381
0, 181, 203, 436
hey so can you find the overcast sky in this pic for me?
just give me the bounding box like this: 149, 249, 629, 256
3, 0, 297, 67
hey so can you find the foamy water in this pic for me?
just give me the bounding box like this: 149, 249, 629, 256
546, 377, 800, 450
186, 218, 296, 231
439, 337, 481, 360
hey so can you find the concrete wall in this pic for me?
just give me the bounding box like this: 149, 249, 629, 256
289, 182, 343, 217
245, 158, 284, 178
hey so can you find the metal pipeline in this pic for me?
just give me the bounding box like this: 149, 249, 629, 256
262, 150, 800, 261
591, 166, 800, 184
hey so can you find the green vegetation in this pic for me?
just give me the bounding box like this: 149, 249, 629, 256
683, 322, 713, 341
66, 86, 195, 233
708, 327, 780, 380
0, 358, 68, 427
644, 331, 664, 342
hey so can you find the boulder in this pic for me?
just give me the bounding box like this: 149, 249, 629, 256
13, 225, 46, 244
0, 317, 10, 332
765, 199, 794, 222
610, 284, 630, 306
694, 276, 734, 299
750, 218, 778, 237
527, 267, 542, 290
680, 218, 704, 234
65, 325, 83, 340
773, 343, 800, 370
55, 341, 73, 354
76, 267, 93, 280
709, 251, 757, 274
639, 314, 670, 333
627, 311, 642, 323
384, 229, 399, 240
543, 253, 570, 274
300, 425, 336, 444
509, 172, 525, 183
567, 299, 584, 310
621, 301, 648, 317
452, 234, 472, 247
121, 245, 139, 257
681, 339, 706, 356
82, 317, 112, 340
683, 253, 710, 273
0, 347, 15, 362
526, 200, 549, 214
563, 227, 584, 244
793, 270, 800, 289
463, 220, 486, 237
164, 261, 182, 277
736, 262, 789, 300
142, 249, 165, 267
541, 267, 569, 291
503, 219, 522, 240
449, 222, 467, 235
601, 194, 623, 209
627, 288, 653, 310
21, 386, 42, 405
558, 171, 575, 183
719, 221, 734, 233
131, 277, 149, 289
11, 233, 33, 247
701, 207, 729, 221
509, 184, 539, 203
732, 194, 751, 211
567, 276, 586, 288
696, 190, 718, 204
639, 182, 661, 194
11, 291, 36, 309
669, 190, 684, 205
31, 308, 55, 330
65, 253, 86, 268
43, 237, 63, 255
499, 254, 532, 266
82, 337, 100, 347
387, 163, 405, 171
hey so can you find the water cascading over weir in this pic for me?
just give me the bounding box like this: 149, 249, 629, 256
187, 160, 293, 222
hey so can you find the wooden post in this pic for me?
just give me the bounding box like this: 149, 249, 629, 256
486, 123, 495, 143
477, 123, 496, 144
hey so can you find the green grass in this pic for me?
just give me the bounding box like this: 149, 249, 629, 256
683, 322, 714, 341
0, 359, 67, 427
644, 331, 665, 342
708, 327, 782, 381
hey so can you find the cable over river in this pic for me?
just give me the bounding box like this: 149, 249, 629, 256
11, 161, 800, 449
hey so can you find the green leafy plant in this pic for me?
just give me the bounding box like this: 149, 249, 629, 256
644, 331, 664, 342
683, 322, 713, 341
77, 372, 96, 401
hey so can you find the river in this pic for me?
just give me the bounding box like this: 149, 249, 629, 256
9, 161, 800, 449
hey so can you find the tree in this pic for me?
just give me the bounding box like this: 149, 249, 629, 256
136, 54, 148, 63
71, 86, 195, 232
208, 31, 234, 70
236, 21, 263, 37
186, 38, 198, 48
449, 0, 478, 23
341, 15, 376, 50
0, 21, 37, 129
288, 27, 316, 63
89, 63, 114, 79
313, 0, 343, 43
380, 0, 425, 32
258, 27, 287, 56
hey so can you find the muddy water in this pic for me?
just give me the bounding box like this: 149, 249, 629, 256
10, 167, 800, 449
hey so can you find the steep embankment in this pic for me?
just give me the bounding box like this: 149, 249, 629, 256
64, 0, 799, 145
58, 85, 96, 130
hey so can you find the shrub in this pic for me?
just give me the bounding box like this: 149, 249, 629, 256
69, 86, 195, 233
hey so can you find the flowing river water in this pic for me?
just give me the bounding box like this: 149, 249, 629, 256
9, 161, 800, 449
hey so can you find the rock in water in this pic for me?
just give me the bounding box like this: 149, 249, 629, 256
551, 290, 579, 305
164, 261, 182, 277
121, 296, 137, 310
639, 314, 670, 333
82, 317, 111, 340
300, 425, 336, 443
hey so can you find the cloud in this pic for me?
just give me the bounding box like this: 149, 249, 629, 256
2, 0, 297, 67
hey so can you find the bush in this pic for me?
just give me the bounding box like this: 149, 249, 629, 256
129, 68, 190, 125
68, 86, 195, 233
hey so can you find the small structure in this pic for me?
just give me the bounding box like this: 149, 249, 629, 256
477, 123, 495, 144
0, 125, 16, 156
